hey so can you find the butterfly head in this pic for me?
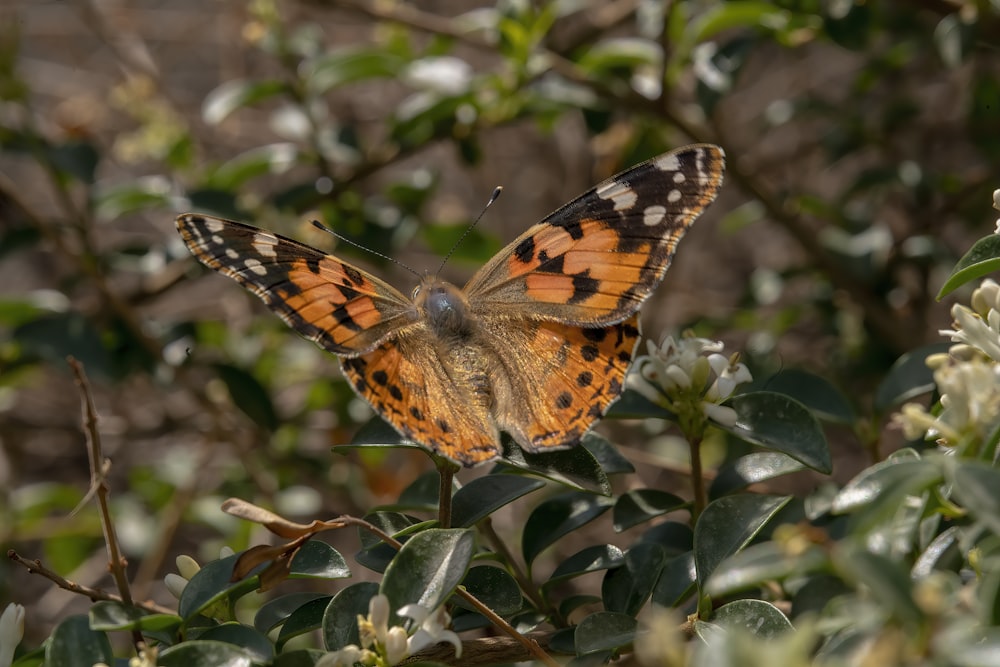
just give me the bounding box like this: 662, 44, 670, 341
413, 276, 473, 338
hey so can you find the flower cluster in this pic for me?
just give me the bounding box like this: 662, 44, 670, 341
894, 279, 1000, 452
317, 594, 461, 667
0, 603, 24, 667
627, 333, 753, 430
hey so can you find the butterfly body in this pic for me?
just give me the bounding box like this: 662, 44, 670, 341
177, 143, 725, 466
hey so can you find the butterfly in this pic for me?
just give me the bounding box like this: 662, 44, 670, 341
176, 144, 725, 466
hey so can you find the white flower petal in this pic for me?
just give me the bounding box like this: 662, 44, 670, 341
0, 603, 25, 667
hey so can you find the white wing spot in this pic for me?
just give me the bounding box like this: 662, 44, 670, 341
244, 258, 268, 276
204, 218, 225, 233
667, 189, 682, 203
225, 248, 239, 259
595, 179, 637, 211
655, 153, 681, 172
673, 171, 686, 184
643, 205, 667, 226
211, 234, 225, 246
252, 232, 279, 258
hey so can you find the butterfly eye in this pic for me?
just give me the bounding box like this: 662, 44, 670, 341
411, 285, 422, 300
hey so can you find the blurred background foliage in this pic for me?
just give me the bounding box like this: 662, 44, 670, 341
1, 0, 998, 647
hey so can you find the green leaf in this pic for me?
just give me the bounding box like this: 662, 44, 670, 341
254, 593, 329, 634
522, 492, 614, 565
601, 543, 667, 615
14, 312, 111, 379
582, 431, 635, 475
874, 344, 950, 413
381, 528, 475, 623
277, 596, 332, 647
831, 458, 942, 531
545, 545, 625, 589
288, 540, 351, 580
833, 543, 923, 629
306, 49, 406, 94
178, 553, 257, 620
709, 452, 807, 498
356, 511, 417, 572
48, 140, 99, 184
89, 601, 180, 632
613, 489, 688, 531
938, 235, 1000, 299
202, 79, 288, 125
451, 474, 545, 527
500, 436, 611, 494
197, 624, 274, 663
756, 369, 855, 423
575, 612, 638, 655
606, 389, 676, 419
45, 615, 113, 667
710, 599, 793, 637
206, 144, 301, 190
212, 363, 280, 432
650, 552, 697, 608
705, 542, 829, 598
694, 494, 792, 588
322, 582, 378, 651
453, 566, 522, 616
720, 391, 831, 473
951, 462, 1000, 537
158, 640, 255, 667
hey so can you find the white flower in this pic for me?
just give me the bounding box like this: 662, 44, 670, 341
940, 304, 1000, 362
398, 603, 462, 658
627, 333, 751, 430
0, 603, 24, 667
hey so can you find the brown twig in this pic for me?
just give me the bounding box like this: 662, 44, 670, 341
7, 550, 175, 616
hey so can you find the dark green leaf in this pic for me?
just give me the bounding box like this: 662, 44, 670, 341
574, 612, 637, 655
705, 542, 829, 598
721, 392, 831, 473
560, 595, 602, 618
14, 312, 111, 379
451, 474, 545, 527
387, 471, 442, 512
938, 235, 1000, 299
289, 541, 350, 580
271, 649, 327, 667
545, 544, 625, 589
694, 494, 792, 588
89, 601, 180, 632
45, 615, 112, 667
356, 511, 416, 572
710, 452, 807, 498
197, 624, 273, 663
912, 526, 962, 578
202, 79, 288, 125
601, 543, 667, 615
277, 596, 332, 647
831, 458, 942, 531
212, 363, 279, 432
613, 489, 688, 531
951, 462, 1000, 536
639, 521, 694, 554
48, 140, 99, 184
306, 49, 406, 94
500, 436, 611, 494
711, 599, 793, 637
833, 543, 923, 629
756, 369, 855, 423
381, 528, 475, 623
650, 552, 697, 608
874, 344, 950, 413
453, 566, 522, 616
605, 389, 675, 419
178, 553, 257, 620
254, 593, 329, 634
522, 492, 614, 564
322, 582, 378, 651
206, 144, 302, 190
582, 431, 635, 475
158, 640, 255, 667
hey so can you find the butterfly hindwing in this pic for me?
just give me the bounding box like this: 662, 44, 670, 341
464, 144, 725, 326
176, 214, 416, 355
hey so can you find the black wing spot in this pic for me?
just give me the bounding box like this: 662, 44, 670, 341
621, 322, 640, 338
389, 384, 403, 401
371, 370, 389, 386
581, 345, 599, 362
305, 257, 321, 274
514, 236, 535, 264
583, 327, 608, 342
410, 406, 424, 421
334, 306, 363, 332
569, 273, 599, 304
577, 371, 593, 387
343, 264, 366, 287
437, 418, 451, 434
556, 392, 573, 409
552, 217, 584, 240
616, 350, 632, 363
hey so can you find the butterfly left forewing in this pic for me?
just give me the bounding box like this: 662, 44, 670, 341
177, 214, 416, 355
465, 144, 725, 326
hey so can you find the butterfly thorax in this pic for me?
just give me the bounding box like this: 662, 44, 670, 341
414, 277, 475, 339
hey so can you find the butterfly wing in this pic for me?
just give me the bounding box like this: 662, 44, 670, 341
482, 315, 641, 452
464, 144, 725, 326
176, 214, 417, 355
340, 330, 502, 466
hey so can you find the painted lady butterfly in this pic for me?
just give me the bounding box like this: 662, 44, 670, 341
176, 144, 725, 466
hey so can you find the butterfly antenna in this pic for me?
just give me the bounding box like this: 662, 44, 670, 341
435, 186, 503, 277
311, 220, 421, 279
